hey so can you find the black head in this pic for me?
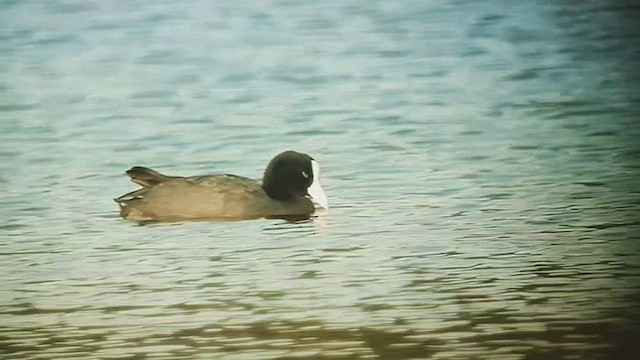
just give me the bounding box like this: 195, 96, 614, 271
262, 151, 314, 201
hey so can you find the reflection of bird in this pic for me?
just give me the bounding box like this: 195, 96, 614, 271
114, 151, 328, 222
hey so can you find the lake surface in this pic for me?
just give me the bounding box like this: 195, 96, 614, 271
1, 1, 639, 359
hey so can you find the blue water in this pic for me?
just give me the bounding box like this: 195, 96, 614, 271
1, 1, 639, 359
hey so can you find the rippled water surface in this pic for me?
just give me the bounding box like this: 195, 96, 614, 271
2, 1, 640, 359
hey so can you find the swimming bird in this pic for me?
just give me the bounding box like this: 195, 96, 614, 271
114, 151, 328, 222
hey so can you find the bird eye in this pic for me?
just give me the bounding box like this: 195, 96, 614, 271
302, 171, 309, 178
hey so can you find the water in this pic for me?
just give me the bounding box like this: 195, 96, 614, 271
1, 1, 639, 359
